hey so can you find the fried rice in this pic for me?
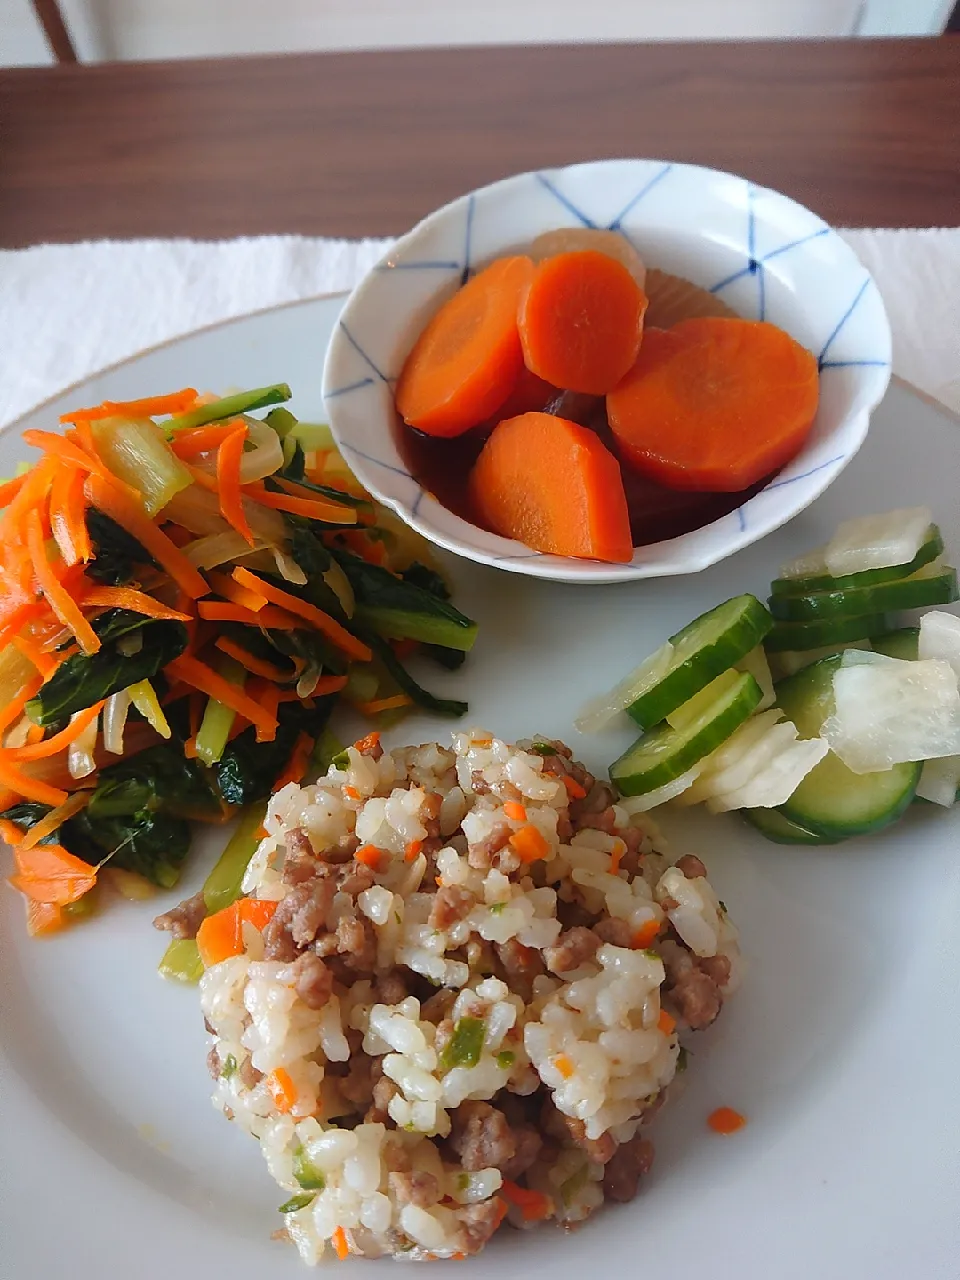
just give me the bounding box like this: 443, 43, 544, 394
199, 730, 741, 1262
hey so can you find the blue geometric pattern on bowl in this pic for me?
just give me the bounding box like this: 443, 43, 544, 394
323, 160, 892, 585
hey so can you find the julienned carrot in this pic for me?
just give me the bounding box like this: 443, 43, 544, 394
242, 482, 357, 525
396, 255, 535, 438
9, 701, 105, 761
84, 473, 209, 599
60, 388, 198, 423
354, 694, 412, 715
26, 511, 101, 655
312, 675, 349, 697
205, 570, 268, 612
169, 422, 242, 459
20, 430, 120, 485
83, 586, 192, 621
50, 466, 93, 566
9, 843, 98, 905
12, 634, 59, 679
0, 473, 27, 509
214, 636, 292, 682
606, 318, 820, 492
519, 250, 648, 395
217, 425, 256, 545
273, 732, 314, 790
469, 412, 633, 564
167, 655, 278, 740
232, 567, 372, 663
197, 601, 301, 629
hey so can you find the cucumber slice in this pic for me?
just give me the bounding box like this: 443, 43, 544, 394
624, 595, 772, 730
773, 656, 920, 837
770, 524, 943, 595
741, 806, 841, 845
611, 671, 763, 796
764, 612, 889, 654
768, 562, 959, 623
870, 627, 919, 661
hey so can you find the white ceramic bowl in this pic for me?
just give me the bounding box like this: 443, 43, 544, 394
322, 159, 892, 584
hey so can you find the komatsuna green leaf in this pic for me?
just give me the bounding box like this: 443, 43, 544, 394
215, 697, 335, 807
87, 743, 222, 821
27, 614, 188, 726
333, 550, 477, 652
85, 510, 157, 585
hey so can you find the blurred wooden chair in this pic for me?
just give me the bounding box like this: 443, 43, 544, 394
31, 0, 78, 63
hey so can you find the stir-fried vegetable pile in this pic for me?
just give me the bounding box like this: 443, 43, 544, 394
0, 385, 476, 936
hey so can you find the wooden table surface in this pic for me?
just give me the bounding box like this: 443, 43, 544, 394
1, 37, 957, 248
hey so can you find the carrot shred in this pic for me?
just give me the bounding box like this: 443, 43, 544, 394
396, 255, 534, 437
84, 473, 209, 599
232, 568, 372, 662
560, 774, 587, 801
500, 1180, 554, 1222
404, 839, 423, 862
606, 318, 820, 491
355, 844, 383, 869
196, 903, 244, 966
707, 1106, 747, 1135
509, 823, 549, 863
9, 843, 97, 904
469, 411, 633, 564
273, 731, 314, 789
169, 422, 242, 459
0, 474, 27, 509
20, 430, 121, 489
9, 701, 105, 761
185, 465, 219, 494
518, 249, 647, 394
331, 1226, 349, 1261
242, 482, 358, 525
267, 1067, 298, 1115
217, 424, 256, 546
354, 731, 381, 754
503, 801, 528, 823
631, 919, 661, 949
196, 601, 301, 629
552, 1053, 575, 1079
354, 694, 413, 715
206, 569, 268, 612
84, 586, 192, 621
214, 637, 292, 683
18, 791, 91, 850
0, 817, 25, 844
61, 388, 198, 423
26, 510, 101, 655
0, 674, 43, 734
657, 1009, 677, 1035
167, 655, 278, 739
25, 897, 65, 936
49, 465, 92, 566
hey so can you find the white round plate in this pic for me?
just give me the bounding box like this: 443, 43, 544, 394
1, 297, 957, 1280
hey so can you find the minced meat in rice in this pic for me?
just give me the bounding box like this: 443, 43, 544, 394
199, 731, 741, 1263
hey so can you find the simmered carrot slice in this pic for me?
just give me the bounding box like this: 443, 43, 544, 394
395, 256, 534, 437
469, 412, 633, 564
493, 365, 557, 419
518, 250, 647, 395
606, 318, 820, 492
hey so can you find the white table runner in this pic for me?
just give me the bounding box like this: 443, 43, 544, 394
2, 228, 958, 426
